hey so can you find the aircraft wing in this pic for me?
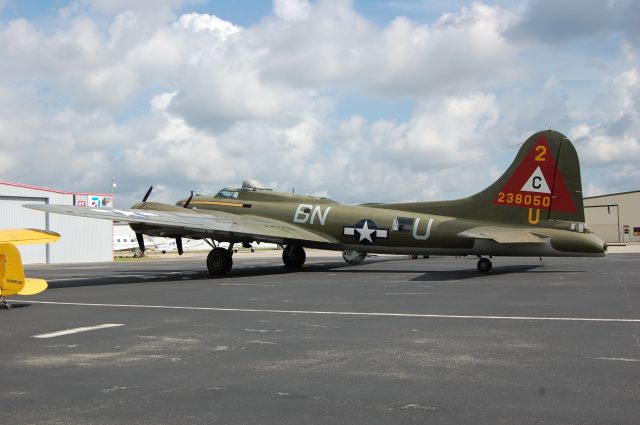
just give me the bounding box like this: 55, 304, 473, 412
457, 226, 549, 244
0, 228, 61, 245
24, 204, 335, 245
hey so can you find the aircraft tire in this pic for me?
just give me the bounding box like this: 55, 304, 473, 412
283, 245, 306, 268
224, 251, 233, 273
477, 258, 492, 273
342, 250, 366, 265
207, 248, 232, 275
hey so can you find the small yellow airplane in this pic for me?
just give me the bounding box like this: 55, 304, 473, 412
0, 229, 60, 309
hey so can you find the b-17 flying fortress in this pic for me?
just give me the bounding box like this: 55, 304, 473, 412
27, 130, 606, 275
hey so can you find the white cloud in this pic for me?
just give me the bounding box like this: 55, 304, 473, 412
273, 0, 311, 21
176, 13, 241, 39
261, 1, 517, 96
0, 0, 639, 209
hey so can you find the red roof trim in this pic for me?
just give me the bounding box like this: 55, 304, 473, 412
0, 180, 112, 197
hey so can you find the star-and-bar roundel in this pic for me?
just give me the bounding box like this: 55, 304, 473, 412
343, 219, 389, 245
493, 135, 576, 212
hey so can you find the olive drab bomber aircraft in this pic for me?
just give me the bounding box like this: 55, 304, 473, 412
26, 130, 606, 275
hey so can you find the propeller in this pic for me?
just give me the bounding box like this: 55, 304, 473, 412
174, 190, 194, 256
183, 191, 194, 209
134, 186, 153, 255
142, 186, 153, 202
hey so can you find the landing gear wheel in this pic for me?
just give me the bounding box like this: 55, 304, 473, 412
207, 248, 233, 275
477, 257, 492, 273
282, 245, 306, 268
342, 250, 366, 265
1, 297, 11, 310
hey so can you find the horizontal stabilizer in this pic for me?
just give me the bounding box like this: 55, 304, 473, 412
17, 278, 48, 295
0, 229, 60, 245
458, 226, 549, 244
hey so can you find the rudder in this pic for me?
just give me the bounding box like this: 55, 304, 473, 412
0, 243, 48, 297
400, 130, 586, 226
485, 130, 584, 225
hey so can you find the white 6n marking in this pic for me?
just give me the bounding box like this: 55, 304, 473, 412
293, 204, 332, 225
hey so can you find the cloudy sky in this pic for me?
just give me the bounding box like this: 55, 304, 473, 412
1, 0, 639, 207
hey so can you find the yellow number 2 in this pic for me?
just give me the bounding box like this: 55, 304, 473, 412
535, 145, 546, 162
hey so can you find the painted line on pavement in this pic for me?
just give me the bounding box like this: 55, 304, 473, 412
32, 324, 125, 339
13, 300, 640, 323
588, 357, 640, 362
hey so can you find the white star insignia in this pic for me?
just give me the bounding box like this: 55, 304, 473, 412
356, 220, 375, 243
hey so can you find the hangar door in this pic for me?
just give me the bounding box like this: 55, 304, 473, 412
0, 196, 48, 263
584, 205, 619, 243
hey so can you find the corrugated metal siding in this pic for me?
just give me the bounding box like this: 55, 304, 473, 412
0, 196, 48, 263
584, 191, 640, 243
49, 215, 113, 263
1, 182, 113, 264
584, 205, 619, 243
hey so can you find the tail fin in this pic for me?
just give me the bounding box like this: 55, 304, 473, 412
0, 243, 48, 297
417, 130, 585, 225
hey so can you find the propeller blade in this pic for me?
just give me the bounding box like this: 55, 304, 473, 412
135, 233, 146, 253
142, 186, 153, 202
176, 237, 183, 255
183, 191, 194, 209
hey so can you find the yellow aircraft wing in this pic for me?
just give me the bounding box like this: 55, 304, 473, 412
0, 229, 60, 245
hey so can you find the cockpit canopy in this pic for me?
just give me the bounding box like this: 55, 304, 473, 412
214, 180, 273, 199
214, 190, 239, 199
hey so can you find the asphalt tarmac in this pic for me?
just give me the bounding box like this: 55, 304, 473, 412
2, 252, 639, 425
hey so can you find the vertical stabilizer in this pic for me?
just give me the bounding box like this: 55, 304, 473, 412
485, 130, 584, 224
388, 130, 585, 226
0, 243, 48, 298
0, 243, 27, 297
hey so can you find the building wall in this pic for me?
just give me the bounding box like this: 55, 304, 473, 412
0, 181, 113, 264
584, 191, 640, 243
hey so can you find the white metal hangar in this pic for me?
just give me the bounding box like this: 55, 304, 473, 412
584, 190, 640, 243
0, 180, 113, 264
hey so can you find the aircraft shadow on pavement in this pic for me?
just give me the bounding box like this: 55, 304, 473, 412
1, 303, 31, 309
44, 257, 399, 287
410, 264, 543, 281
44, 258, 584, 288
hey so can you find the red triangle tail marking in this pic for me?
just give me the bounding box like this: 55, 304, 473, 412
493, 135, 576, 213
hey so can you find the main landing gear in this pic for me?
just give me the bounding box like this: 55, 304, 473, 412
477, 257, 492, 273
282, 245, 306, 269
207, 247, 233, 275
1, 296, 12, 310
206, 243, 308, 275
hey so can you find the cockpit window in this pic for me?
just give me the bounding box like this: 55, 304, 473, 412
215, 190, 239, 199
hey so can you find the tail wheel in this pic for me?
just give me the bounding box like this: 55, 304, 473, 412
477, 258, 492, 273
283, 245, 306, 268
207, 248, 233, 275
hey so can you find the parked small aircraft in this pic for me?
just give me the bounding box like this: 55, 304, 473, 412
0, 229, 60, 308
26, 130, 606, 275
